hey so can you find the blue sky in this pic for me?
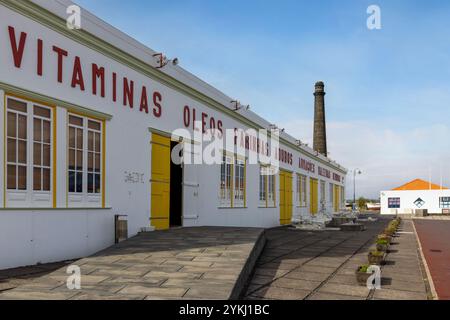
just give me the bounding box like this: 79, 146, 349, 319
76, 0, 450, 198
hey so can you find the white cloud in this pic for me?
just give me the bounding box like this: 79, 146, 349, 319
283, 119, 450, 199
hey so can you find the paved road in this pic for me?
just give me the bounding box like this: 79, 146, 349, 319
414, 220, 450, 300
0, 227, 263, 300
245, 218, 429, 300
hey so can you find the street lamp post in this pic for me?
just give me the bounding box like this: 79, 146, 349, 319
353, 169, 362, 211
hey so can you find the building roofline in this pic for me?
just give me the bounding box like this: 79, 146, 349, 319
4, 0, 347, 173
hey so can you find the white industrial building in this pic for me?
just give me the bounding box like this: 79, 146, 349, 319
0, 0, 346, 270
380, 179, 450, 215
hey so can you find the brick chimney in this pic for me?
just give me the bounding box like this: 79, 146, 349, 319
313, 81, 327, 156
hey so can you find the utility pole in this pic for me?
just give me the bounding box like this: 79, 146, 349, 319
353, 169, 361, 210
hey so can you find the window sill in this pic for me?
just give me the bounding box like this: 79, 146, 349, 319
218, 206, 248, 209
258, 206, 277, 209
0, 207, 112, 211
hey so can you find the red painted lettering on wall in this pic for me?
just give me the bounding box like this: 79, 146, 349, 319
92, 64, 105, 97
112, 72, 117, 102
37, 39, 43, 76
152, 91, 162, 118
183, 106, 190, 127
52, 46, 68, 83
299, 158, 315, 173
201, 112, 208, 134
217, 120, 223, 137
332, 173, 341, 182
123, 77, 134, 108
140, 86, 149, 114
71, 56, 85, 91
8, 26, 27, 68
277, 148, 293, 165
318, 166, 331, 179
183, 105, 223, 135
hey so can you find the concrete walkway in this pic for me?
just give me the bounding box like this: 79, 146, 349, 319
0, 261, 73, 293
372, 219, 429, 300
0, 227, 264, 300
244, 218, 429, 300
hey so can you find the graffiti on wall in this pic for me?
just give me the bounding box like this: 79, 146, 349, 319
124, 171, 145, 184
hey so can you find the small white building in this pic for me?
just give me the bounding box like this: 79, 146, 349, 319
380, 179, 450, 215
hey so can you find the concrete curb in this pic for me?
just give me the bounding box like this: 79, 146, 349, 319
229, 229, 267, 300
411, 220, 439, 300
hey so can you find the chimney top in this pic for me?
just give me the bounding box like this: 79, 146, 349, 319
314, 81, 325, 95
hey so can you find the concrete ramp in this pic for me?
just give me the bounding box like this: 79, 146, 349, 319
0, 227, 265, 300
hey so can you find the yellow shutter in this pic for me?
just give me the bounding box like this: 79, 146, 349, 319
279, 171, 286, 225
310, 178, 318, 215
333, 185, 340, 212
150, 133, 170, 230
279, 170, 292, 225
286, 171, 293, 224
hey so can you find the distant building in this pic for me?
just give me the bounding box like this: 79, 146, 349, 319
380, 179, 450, 215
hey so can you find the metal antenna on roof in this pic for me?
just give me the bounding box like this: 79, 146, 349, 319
230, 100, 240, 111
153, 53, 168, 69
230, 100, 250, 111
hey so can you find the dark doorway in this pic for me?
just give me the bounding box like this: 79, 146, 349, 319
170, 141, 183, 227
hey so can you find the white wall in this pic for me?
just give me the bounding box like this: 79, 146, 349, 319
380, 190, 450, 215
0, 209, 114, 270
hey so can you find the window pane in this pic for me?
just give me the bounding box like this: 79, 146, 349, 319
68, 171, 75, 192
88, 131, 94, 151
95, 133, 101, 152
34, 106, 51, 118
95, 174, 101, 193
95, 154, 101, 173
42, 168, 50, 191
76, 128, 83, 149
33, 118, 42, 142
76, 151, 83, 170
69, 127, 75, 148
7, 138, 16, 162
69, 115, 83, 126
18, 140, 27, 164
76, 172, 83, 193
88, 152, 93, 171
88, 173, 94, 193
8, 98, 27, 113
33, 167, 41, 190
7, 112, 16, 137
18, 166, 26, 190
88, 120, 101, 131
7, 165, 16, 189
18, 115, 27, 139
33, 143, 41, 165
69, 149, 75, 169
43, 144, 51, 167
43, 121, 51, 143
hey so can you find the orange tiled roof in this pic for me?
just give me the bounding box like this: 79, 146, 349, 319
393, 179, 448, 191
